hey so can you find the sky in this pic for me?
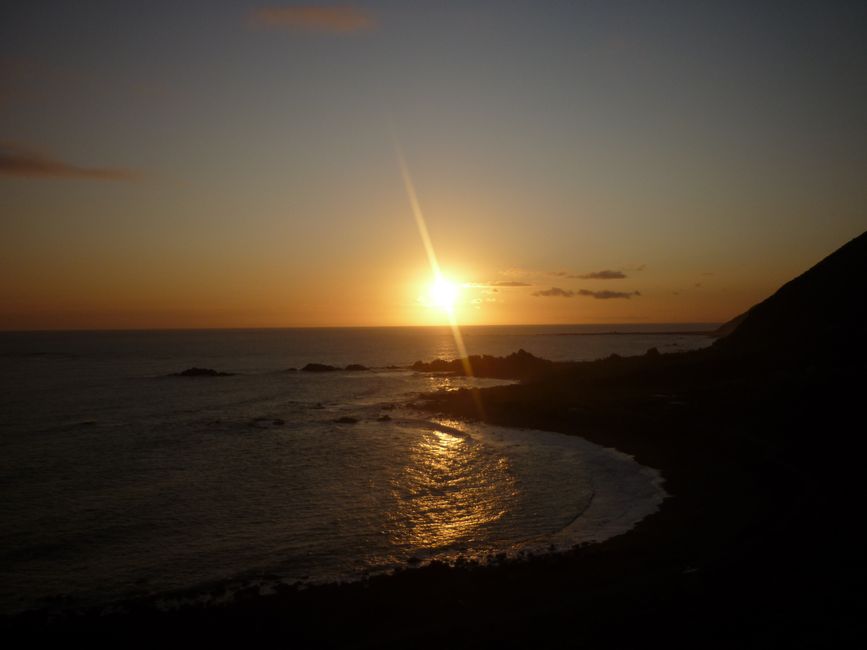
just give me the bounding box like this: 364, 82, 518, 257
1, 0, 866, 329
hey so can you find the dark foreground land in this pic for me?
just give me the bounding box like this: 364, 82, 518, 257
5, 232, 867, 647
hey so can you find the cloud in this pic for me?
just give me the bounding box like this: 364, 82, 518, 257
0, 142, 137, 181
489, 280, 532, 287
575, 270, 627, 280
466, 280, 532, 289
533, 287, 640, 299
249, 5, 376, 33
578, 289, 640, 299
532, 287, 575, 297
549, 269, 630, 279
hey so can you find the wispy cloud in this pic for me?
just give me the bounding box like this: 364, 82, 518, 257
532, 287, 575, 297
249, 5, 376, 33
575, 270, 627, 280
465, 280, 533, 289
578, 289, 640, 299
0, 142, 137, 181
533, 287, 640, 299
549, 269, 629, 279
490, 280, 532, 287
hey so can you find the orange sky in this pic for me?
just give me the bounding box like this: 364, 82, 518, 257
2, 2, 865, 330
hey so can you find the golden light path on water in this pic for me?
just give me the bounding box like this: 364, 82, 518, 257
387, 427, 515, 549
392, 141, 498, 548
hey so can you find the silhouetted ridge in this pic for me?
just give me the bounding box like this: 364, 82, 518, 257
714, 230, 867, 367
711, 311, 748, 338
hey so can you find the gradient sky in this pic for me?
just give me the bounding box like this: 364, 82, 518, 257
2, 1, 865, 329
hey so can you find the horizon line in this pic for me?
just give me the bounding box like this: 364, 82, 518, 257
0, 321, 723, 334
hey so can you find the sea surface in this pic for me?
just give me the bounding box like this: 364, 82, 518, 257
0, 324, 714, 614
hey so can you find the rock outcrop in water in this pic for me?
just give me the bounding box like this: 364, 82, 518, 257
302, 363, 370, 372
301, 363, 339, 372
411, 349, 555, 379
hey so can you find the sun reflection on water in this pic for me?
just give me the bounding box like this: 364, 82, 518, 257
387, 427, 516, 551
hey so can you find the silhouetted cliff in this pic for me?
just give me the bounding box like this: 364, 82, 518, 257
713, 230, 867, 369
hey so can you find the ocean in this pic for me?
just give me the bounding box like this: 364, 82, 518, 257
0, 324, 714, 615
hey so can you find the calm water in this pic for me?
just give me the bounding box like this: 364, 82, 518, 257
0, 324, 712, 614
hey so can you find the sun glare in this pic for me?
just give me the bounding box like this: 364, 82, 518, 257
428, 276, 459, 312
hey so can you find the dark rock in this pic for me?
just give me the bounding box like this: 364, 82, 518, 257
377, 414, 392, 421
345, 364, 369, 371
334, 416, 358, 424
302, 363, 339, 372
411, 358, 455, 372
410, 349, 555, 379
171, 367, 234, 377
272, 419, 284, 425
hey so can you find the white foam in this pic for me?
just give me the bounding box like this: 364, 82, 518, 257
425, 415, 668, 552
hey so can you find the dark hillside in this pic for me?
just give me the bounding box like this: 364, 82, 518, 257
713, 230, 867, 368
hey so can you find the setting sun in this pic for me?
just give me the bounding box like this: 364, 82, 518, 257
427, 276, 460, 311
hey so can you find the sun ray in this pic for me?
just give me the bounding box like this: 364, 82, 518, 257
393, 140, 485, 417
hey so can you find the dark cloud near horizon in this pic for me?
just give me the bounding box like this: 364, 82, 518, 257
575, 270, 627, 280
468, 280, 532, 288
579, 289, 640, 299
532, 287, 575, 297
550, 269, 632, 279
0, 142, 137, 181
249, 5, 376, 33
533, 287, 640, 299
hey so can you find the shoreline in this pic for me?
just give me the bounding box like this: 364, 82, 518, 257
437, 416, 669, 550
1, 411, 667, 619
6, 402, 801, 647
5, 339, 863, 646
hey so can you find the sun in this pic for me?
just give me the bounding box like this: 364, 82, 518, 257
427, 276, 460, 312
